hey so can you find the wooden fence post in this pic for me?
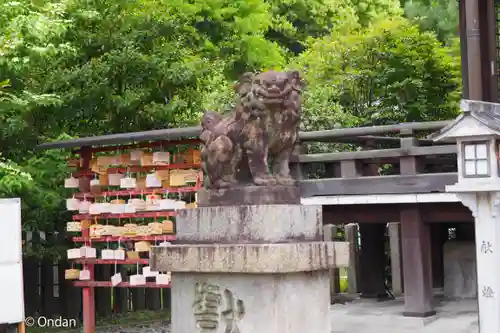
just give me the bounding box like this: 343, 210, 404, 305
113, 265, 129, 313
323, 224, 340, 297
145, 286, 161, 311
388, 222, 403, 295
344, 223, 360, 294
23, 231, 39, 318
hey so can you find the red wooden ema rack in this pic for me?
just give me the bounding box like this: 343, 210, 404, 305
74, 185, 201, 199
73, 281, 171, 288
72, 210, 176, 220
72, 235, 176, 242
66, 139, 200, 333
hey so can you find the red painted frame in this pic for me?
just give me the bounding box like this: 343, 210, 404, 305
74, 258, 149, 264
74, 185, 202, 199
78, 148, 95, 333
72, 163, 201, 177
72, 211, 176, 220
73, 281, 171, 288
73, 235, 176, 243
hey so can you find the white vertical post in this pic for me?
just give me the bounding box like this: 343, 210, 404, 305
457, 192, 500, 333
476, 193, 500, 333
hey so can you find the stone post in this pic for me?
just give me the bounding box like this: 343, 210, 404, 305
388, 222, 403, 295
151, 187, 349, 333
323, 224, 340, 296
344, 223, 360, 294
454, 192, 500, 333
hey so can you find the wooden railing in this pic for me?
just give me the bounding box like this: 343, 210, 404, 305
295, 121, 458, 197
37, 120, 459, 197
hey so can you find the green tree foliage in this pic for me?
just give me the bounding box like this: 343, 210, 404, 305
402, 0, 459, 44
350, 0, 403, 26
264, 0, 404, 54
294, 17, 461, 131
0, 2, 67, 152
264, 0, 358, 54
0, 0, 462, 257
42, 0, 285, 136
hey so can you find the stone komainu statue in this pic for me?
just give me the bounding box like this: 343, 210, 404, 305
200, 70, 303, 189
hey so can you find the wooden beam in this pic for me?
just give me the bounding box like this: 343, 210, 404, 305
322, 202, 472, 224
299, 121, 450, 142
422, 202, 473, 223
301, 173, 458, 197
298, 145, 456, 163
304, 135, 439, 146
304, 135, 402, 145
37, 126, 202, 150
37, 120, 452, 151
300, 149, 406, 163
323, 205, 400, 224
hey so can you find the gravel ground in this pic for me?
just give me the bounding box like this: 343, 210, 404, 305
35, 298, 477, 333
94, 321, 171, 333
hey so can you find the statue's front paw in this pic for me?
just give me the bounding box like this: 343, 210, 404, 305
275, 175, 296, 186
253, 176, 277, 186
221, 175, 238, 185
213, 179, 232, 189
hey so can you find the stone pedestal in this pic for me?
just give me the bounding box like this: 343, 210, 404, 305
151, 204, 348, 333
196, 185, 301, 207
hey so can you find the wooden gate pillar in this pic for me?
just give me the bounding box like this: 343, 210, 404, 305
460, 0, 482, 100
400, 206, 435, 317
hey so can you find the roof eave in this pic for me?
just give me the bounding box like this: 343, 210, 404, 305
36, 126, 202, 150
428, 113, 466, 142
